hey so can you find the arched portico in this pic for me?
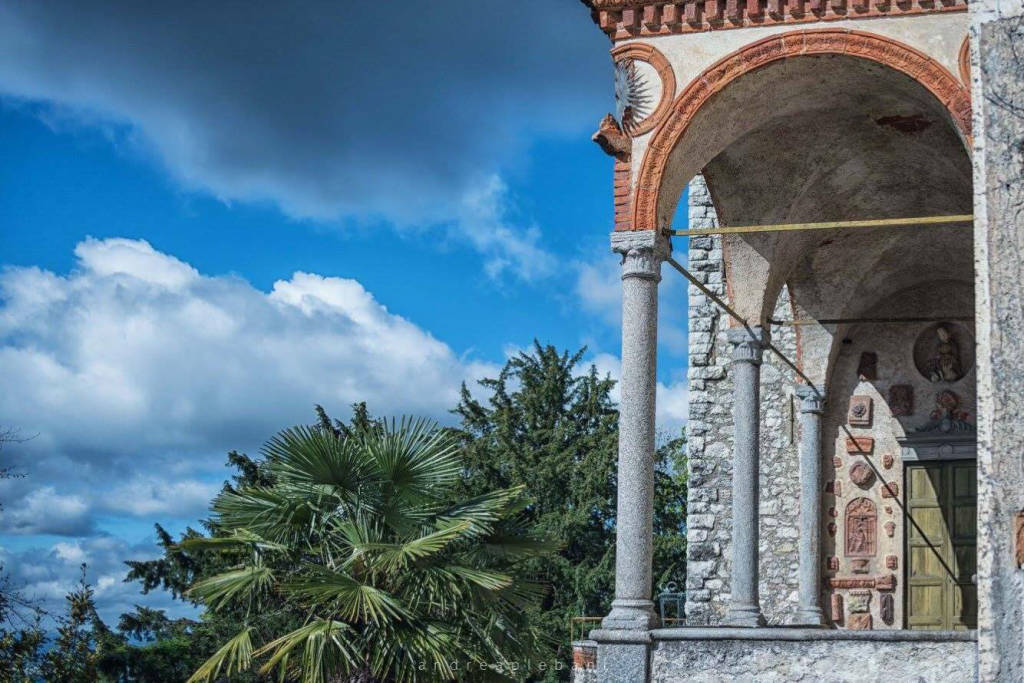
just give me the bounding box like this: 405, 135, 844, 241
630, 28, 971, 324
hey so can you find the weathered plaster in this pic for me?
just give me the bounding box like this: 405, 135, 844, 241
970, 0, 1024, 678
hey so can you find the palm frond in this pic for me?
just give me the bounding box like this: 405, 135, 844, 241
435, 487, 524, 537
360, 522, 471, 572
187, 564, 275, 610
187, 627, 254, 683
263, 425, 370, 497
256, 619, 356, 683
363, 417, 461, 503
283, 567, 409, 624
179, 528, 289, 553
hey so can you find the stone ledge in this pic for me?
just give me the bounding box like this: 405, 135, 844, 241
650, 626, 976, 642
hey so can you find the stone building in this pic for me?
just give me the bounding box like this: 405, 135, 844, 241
575, 0, 1024, 680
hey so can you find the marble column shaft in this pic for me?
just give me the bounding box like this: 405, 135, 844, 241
725, 326, 768, 627
602, 230, 669, 631
795, 385, 828, 626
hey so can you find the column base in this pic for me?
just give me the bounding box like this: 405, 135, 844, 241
793, 606, 828, 627
724, 604, 767, 627
601, 598, 659, 630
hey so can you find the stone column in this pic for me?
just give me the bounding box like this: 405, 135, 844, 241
724, 326, 768, 627
795, 385, 828, 626
602, 229, 670, 632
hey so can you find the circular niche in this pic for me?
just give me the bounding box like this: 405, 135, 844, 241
913, 322, 974, 383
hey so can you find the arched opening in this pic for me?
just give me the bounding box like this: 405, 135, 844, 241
651, 29, 975, 630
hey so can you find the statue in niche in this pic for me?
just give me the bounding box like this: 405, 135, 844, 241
925, 324, 963, 382
845, 498, 877, 557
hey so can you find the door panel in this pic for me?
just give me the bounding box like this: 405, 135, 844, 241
906, 460, 977, 630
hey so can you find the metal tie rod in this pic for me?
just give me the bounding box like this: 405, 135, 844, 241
671, 214, 973, 237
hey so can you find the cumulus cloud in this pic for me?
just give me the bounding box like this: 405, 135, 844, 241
0, 1, 608, 279
0, 237, 496, 536
0, 534, 193, 626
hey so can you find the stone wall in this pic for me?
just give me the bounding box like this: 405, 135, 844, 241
971, 0, 1024, 678
649, 631, 976, 682
684, 175, 800, 625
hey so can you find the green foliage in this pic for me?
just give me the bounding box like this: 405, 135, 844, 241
451, 342, 687, 678
185, 413, 553, 683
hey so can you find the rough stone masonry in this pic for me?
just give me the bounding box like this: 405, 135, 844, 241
684, 175, 801, 625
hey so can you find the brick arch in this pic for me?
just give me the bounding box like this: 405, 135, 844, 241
631, 28, 973, 231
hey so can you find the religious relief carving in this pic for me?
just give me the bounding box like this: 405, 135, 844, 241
857, 352, 878, 380
848, 613, 873, 630
825, 480, 835, 494
849, 396, 873, 427
881, 482, 899, 499
915, 390, 975, 434
880, 593, 895, 625
882, 454, 894, 470
914, 322, 974, 383
889, 384, 914, 416
828, 522, 837, 537
886, 555, 898, 570
827, 556, 839, 571
925, 324, 963, 382
834, 456, 843, 468
846, 436, 874, 454
851, 559, 870, 574
849, 462, 875, 488
845, 498, 877, 557
828, 507, 838, 518
885, 521, 896, 538
592, 114, 631, 161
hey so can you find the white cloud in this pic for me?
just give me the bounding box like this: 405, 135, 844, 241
0, 237, 497, 535
588, 352, 688, 431
574, 254, 689, 355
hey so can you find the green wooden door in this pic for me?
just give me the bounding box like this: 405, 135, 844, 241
906, 461, 977, 630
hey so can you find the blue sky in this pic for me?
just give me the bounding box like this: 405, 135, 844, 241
0, 0, 689, 624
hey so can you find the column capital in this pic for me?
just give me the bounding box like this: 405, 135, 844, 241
611, 230, 671, 281
727, 326, 769, 365
795, 385, 825, 414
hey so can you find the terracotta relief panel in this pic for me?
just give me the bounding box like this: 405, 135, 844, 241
889, 384, 914, 416
845, 498, 877, 557
849, 395, 873, 427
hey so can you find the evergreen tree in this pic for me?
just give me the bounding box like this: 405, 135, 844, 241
450, 342, 687, 678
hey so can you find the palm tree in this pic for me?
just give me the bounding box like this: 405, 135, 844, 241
185, 417, 552, 683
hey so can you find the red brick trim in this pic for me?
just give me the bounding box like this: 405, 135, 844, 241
613, 158, 633, 231
630, 29, 972, 231
957, 35, 970, 85
611, 42, 677, 136
588, 0, 966, 39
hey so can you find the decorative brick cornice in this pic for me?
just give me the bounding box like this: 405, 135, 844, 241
630, 29, 973, 231
582, 0, 967, 40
